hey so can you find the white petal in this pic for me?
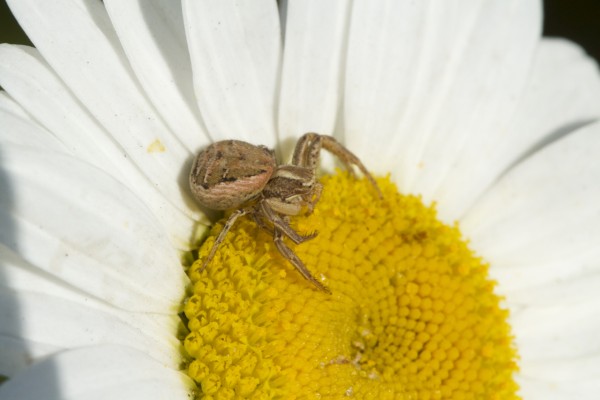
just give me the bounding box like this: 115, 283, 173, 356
523, 354, 600, 382
344, 0, 541, 205
406, 0, 541, 203
0, 44, 209, 248
506, 272, 600, 308
0, 244, 86, 301
0, 288, 180, 372
0, 45, 115, 166
277, 0, 350, 156
0, 335, 60, 378
0, 345, 194, 400
512, 301, 600, 360
344, 0, 431, 167
6, 0, 203, 231
0, 145, 188, 313
183, 0, 280, 144
519, 375, 600, 400
0, 91, 31, 119
461, 122, 600, 389
519, 356, 600, 400
0, 92, 64, 151
439, 39, 600, 220
0, 246, 180, 374
463, 121, 600, 290
104, 0, 210, 150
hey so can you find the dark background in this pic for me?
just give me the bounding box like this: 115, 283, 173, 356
1, 0, 599, 63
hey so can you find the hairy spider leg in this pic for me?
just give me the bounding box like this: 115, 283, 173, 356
291, 132, 319, 168
273, 229, 331, 294
250, 210, 275, 235
259, 201, 318, 244
260, 200, 326, 293
305, 181, 323, 214
293, 133, 382, 198
200, 208, 250, 271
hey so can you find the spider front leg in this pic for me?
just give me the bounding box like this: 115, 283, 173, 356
260, 200, 317, 244
251, 211, 275, 236
200, 208, 250, 271
293, 133, 382, 198
292, 132, 322, 170
305, 181, 323, 214
273, 229, 331, 294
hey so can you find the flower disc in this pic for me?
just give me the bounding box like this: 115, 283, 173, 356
182, 172, 518, 399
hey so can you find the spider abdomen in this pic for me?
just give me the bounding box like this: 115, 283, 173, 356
189, 140, 276, 210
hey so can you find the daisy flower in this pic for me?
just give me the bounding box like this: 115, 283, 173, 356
1, 1, 599, 399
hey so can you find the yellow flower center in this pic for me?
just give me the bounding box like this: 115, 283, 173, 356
182, 172, 519, 399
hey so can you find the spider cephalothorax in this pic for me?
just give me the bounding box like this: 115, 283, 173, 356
190, 133, 381, 293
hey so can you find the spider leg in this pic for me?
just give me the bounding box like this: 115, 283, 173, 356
273, 229, 331, 294
305, 181, 323, 214
294, 133, 382, 198
292, 132, 319, 168
260, 200, 317, 244
200, 208, 250, 271
251, 210, 274, 235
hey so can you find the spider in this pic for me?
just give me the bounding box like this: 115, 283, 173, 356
189, 133, 381, 293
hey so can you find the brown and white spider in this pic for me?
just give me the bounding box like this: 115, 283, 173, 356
189, 133, 381, 293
